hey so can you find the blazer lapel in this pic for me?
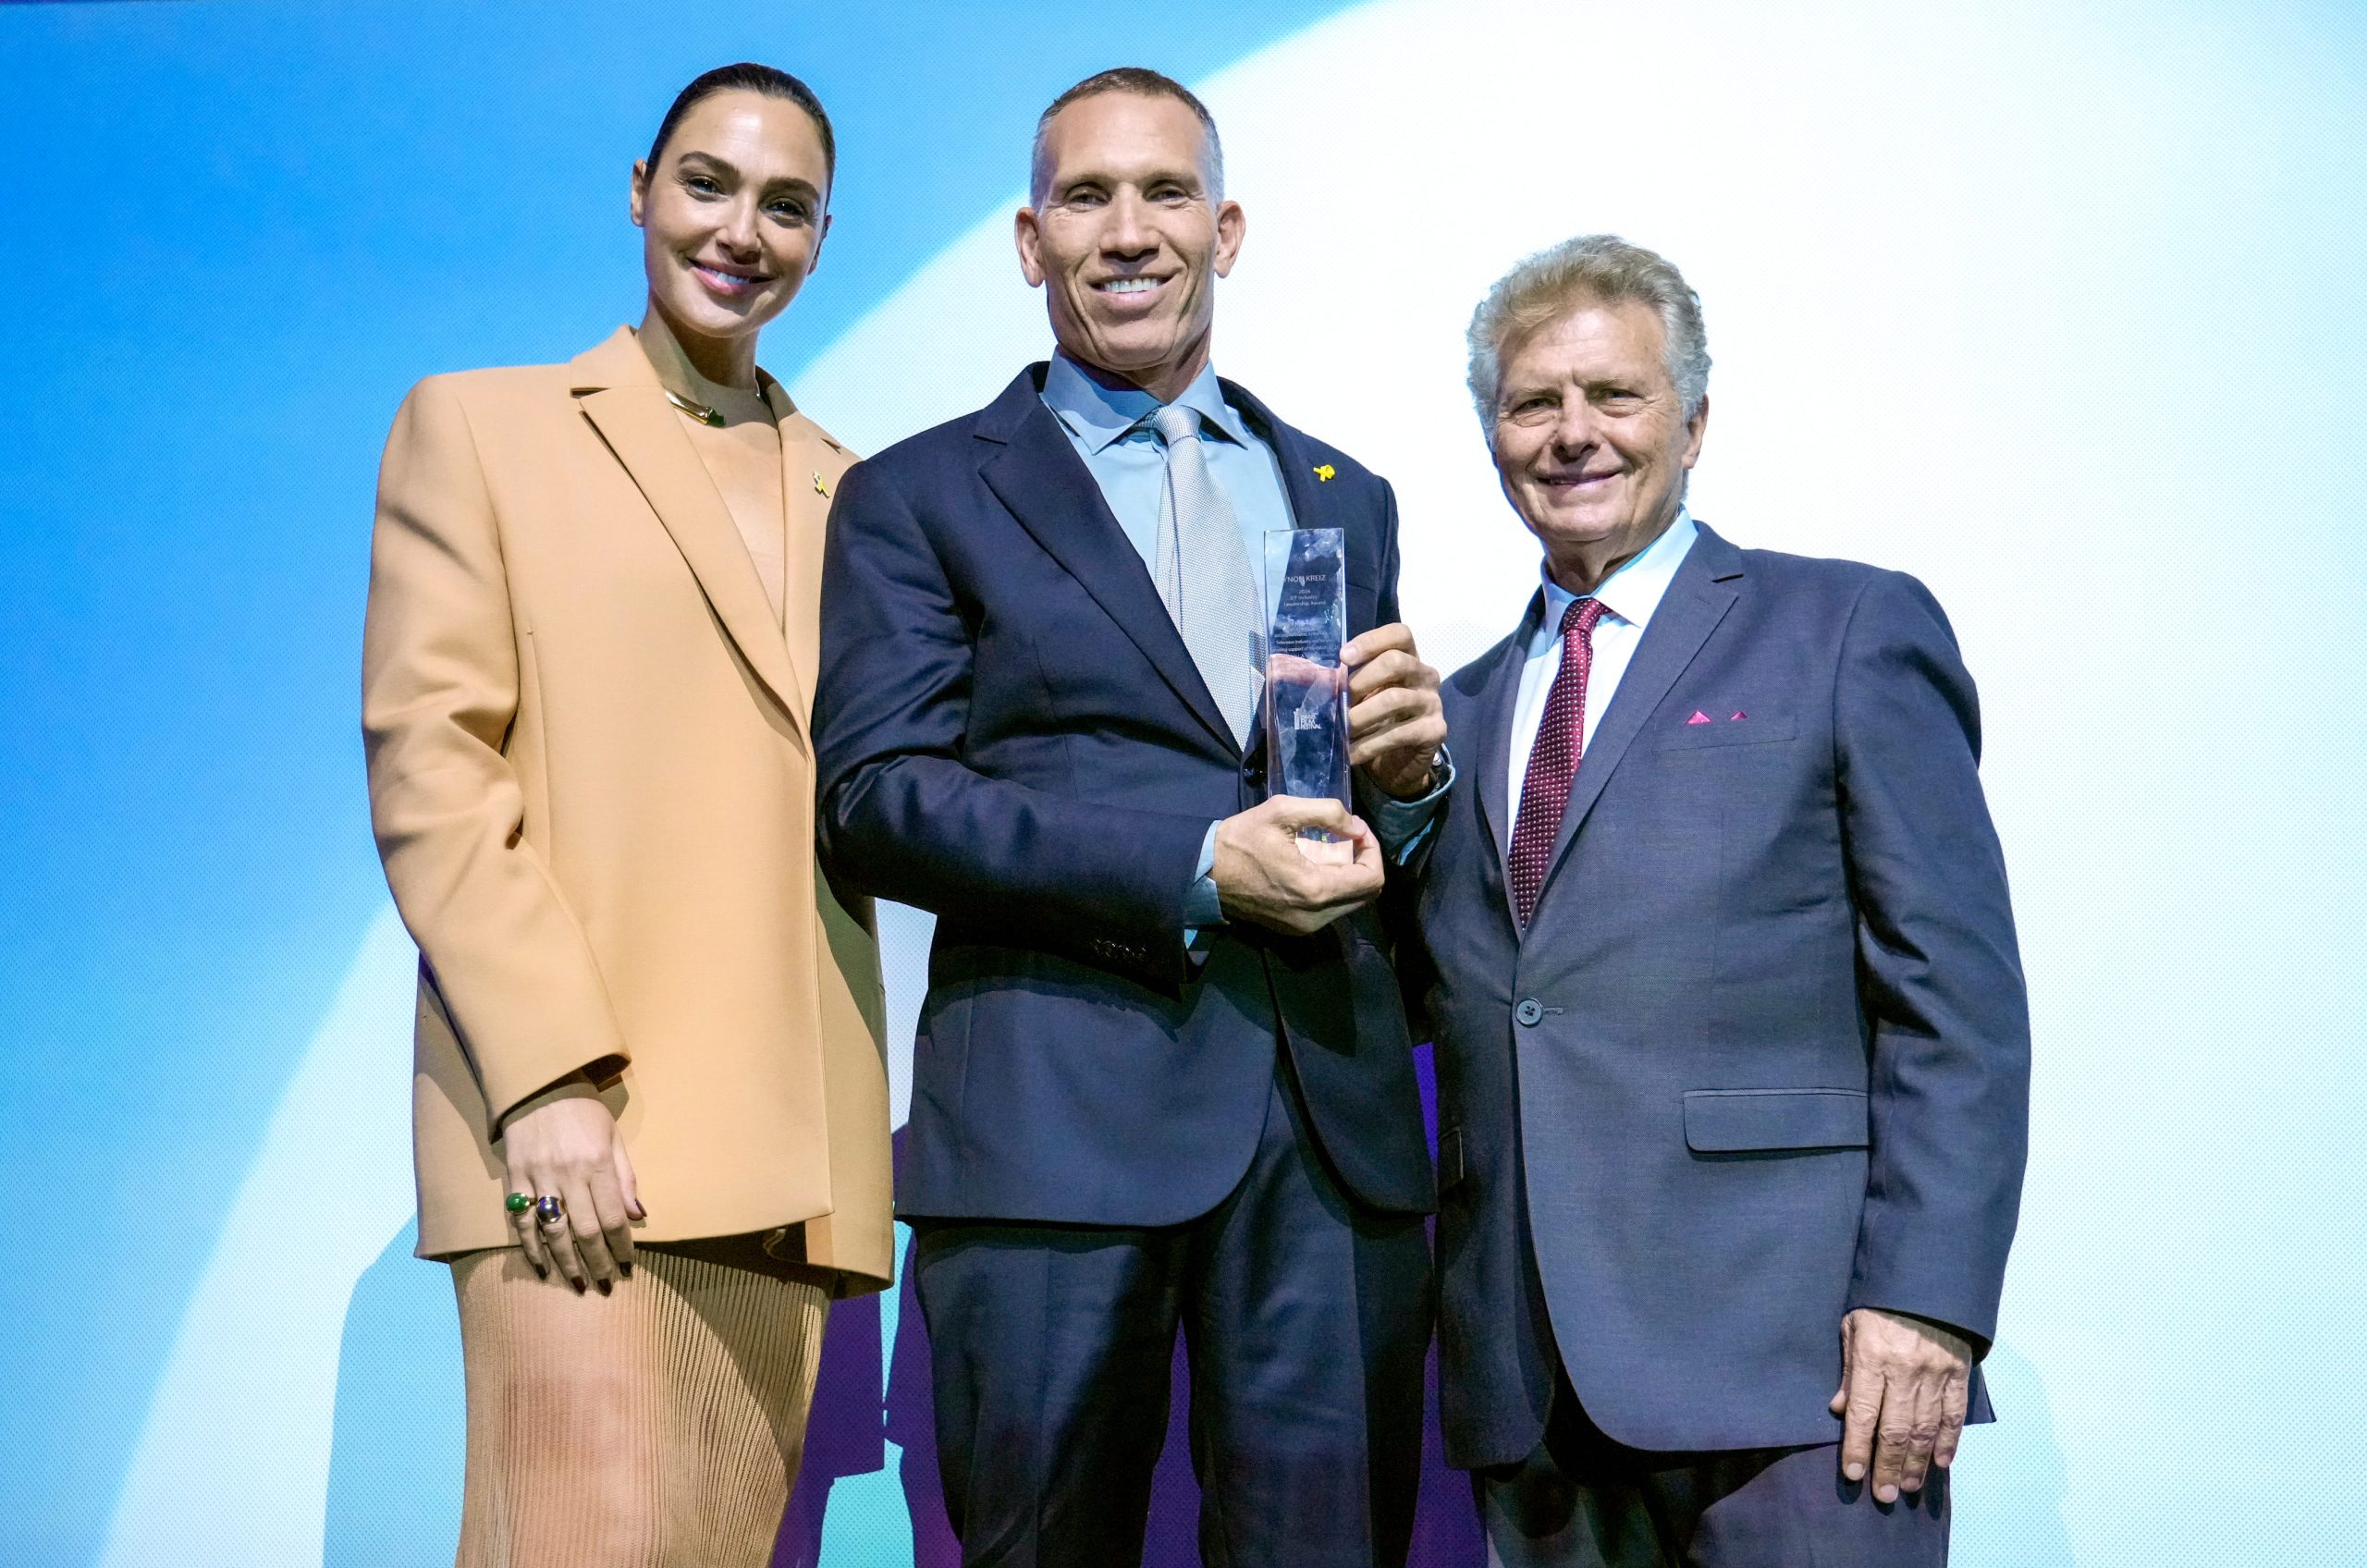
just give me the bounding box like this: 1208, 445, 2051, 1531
1530, 526, 1744, 916
1226, 384, 1324, 548
977, 369, 1237, 753
772, 386, 853, 723
569, 330, 804, 729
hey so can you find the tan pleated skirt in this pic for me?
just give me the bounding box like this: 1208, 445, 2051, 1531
450, 1244, 828, 1568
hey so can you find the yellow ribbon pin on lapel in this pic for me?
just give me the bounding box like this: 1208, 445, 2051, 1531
814, 472, 830, 497
1314, 464, 1335, 482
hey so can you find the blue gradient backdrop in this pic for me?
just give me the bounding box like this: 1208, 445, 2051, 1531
3, 2, 2361, 1564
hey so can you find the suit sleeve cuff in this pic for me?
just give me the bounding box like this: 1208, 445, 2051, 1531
1184, 819, 1225, 948
1360, 745, 1454, 865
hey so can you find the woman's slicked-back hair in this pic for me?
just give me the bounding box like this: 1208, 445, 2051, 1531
1466, 235, 1711, 425
646, 62, 837, 185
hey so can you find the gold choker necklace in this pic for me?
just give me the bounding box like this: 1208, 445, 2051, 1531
664, 388, 726, 427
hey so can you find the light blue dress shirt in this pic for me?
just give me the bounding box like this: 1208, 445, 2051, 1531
1039, 352, 1448, 933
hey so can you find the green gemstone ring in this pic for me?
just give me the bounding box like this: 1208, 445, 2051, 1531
505, 1192, 533, 1214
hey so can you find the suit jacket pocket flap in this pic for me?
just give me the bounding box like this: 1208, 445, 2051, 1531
1654, 707, 1797, 749
1683, 1088, 1869, 1152
1436, 1124, 1466, 1193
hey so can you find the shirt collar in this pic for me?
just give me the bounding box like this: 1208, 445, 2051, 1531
1539, 508, 1698, 636
1042, 350, 1247, 454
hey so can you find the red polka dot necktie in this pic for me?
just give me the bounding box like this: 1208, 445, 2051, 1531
1509, 596, 1609, 928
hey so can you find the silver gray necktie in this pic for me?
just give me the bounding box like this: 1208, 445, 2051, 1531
1149, 403, 1264, 745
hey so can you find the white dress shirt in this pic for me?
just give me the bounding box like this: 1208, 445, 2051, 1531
1507, 509, 1698, 833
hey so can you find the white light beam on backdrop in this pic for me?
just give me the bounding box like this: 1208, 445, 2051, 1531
98, 908, 420, 1568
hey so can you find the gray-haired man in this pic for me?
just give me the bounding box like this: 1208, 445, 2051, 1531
1406, 235, 2030, 1564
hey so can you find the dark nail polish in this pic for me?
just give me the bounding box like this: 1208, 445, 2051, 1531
619, 1262, 632, 1280
596, 1280, 612, 1296
533, 1265, 548, 1281
572, 1280, 586, 1295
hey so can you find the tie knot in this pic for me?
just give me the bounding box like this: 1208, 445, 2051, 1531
1563, 595, 1608, 641
1148, 403, 1202, 447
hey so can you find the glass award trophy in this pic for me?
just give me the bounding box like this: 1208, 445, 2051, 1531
1262, 527, 1353, 864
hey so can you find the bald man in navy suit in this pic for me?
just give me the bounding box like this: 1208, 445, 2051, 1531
1408, 235, 2030, 1566
815, 70, 1451, 1568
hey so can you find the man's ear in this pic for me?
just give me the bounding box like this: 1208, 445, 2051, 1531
1212, 199, 1246, 280
1014, 206, 1048, 288
1681, 393, 1711, 469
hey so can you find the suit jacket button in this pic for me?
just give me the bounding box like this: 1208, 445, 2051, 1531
1515, 998, 1545, 1026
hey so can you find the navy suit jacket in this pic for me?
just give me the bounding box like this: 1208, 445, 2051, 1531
815, 364, 1434, 1226
1411, 521, 2030, 1465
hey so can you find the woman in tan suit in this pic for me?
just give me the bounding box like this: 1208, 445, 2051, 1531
362, 63, 889, 1567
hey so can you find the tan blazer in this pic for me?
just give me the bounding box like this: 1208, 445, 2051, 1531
362, 327, 889, 1288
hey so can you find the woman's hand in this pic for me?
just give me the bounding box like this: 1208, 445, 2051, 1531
501, 1078, 644, 1293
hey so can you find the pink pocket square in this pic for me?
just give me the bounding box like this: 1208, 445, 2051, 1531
1686, 711, 1711, 724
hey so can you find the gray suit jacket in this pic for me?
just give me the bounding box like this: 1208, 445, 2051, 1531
1410, 521, 2029, 1465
